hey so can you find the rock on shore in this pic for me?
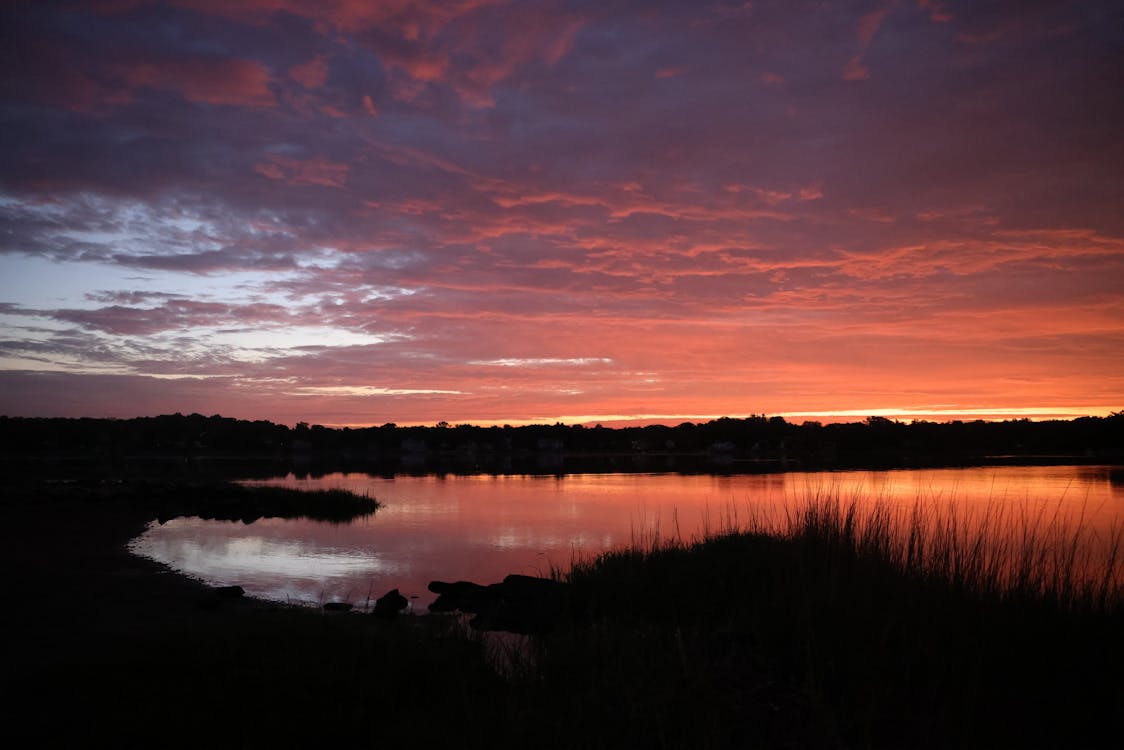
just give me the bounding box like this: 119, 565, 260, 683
428, 574, 569, 634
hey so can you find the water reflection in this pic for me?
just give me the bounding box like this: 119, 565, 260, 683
130, 516, 404, 604
131, 465, 1124, 609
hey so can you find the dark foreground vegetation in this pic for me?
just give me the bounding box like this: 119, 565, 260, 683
544, 502, 1123, 748
4, 479, 1120, 748
2, 411, 1122, 473
42, 478, 380, 522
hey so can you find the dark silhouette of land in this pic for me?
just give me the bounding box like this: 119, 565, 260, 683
2, 411, 1121, 475
1, 413, 1121, 747
3, 475, 1120, 748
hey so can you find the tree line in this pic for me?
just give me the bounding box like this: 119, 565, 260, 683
1, 412, 1121, 469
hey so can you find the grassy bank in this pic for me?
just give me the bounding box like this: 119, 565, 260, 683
4, 477, 382, 522
523, 498, 1123, 748
4, 484, 1120, 748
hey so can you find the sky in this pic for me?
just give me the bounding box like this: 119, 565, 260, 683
1, 0, 1122, 427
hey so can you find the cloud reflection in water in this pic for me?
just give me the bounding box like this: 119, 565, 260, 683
132, 517, 401, 604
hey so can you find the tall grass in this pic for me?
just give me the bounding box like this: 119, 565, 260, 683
526, 492, 1123, 748
761, 492, 1123, 612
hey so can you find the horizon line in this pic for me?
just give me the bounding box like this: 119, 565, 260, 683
279, 405, 1124, 429
4, 405, 1119, 429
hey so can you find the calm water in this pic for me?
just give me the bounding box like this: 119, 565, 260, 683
130, 465, 1124, 609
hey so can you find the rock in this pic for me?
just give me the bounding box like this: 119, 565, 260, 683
197, 584, 245, 610
427, 580, 493, 613
322, 601, 353, 612
214, 585, 245, 598
427, 575, 569, 634
500, 573, 566, 597
373, 588, 409, 617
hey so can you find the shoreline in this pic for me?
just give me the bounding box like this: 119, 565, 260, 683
0, 482, 508, 747
2, 480, 383, 670
3, 495, 271, 666
4, 476, 1121, 748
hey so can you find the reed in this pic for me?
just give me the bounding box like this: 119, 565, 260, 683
761, 492, 1123, 612
534, 491, 1123, 748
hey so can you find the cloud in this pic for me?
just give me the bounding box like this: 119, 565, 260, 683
916, 0, 952, 23
253, 155, 350, 188
0, 0, 1122, 423
842, 55, 870, 81
48, 299, 293, 336
469, 358, 614, 368
116, 57, 277, 107
841, 5, 892, 81
287, 385, 462, 396
289, 55, 330, 89
857, 7, 891, 46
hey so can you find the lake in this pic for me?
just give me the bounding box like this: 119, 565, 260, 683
130, 464, 1124, 610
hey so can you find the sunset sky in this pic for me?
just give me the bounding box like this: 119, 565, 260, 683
1, 0, 1121, 427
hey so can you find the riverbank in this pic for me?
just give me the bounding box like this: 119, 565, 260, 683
1, 480, 504, 747
3, 479, 1121, 748
2, 480, 378, 662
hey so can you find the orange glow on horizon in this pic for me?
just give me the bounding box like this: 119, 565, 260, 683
310, 406, 1120, 430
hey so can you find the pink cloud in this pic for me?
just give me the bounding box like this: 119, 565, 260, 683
117, 57, 276, 107
916, 0, 952, 23
799, 184, 824, 201
254, 155, 350, 188
289, 55, 330, 89
857, 7, 891, 46
842, 6, 892, 81
129, 0, 584, 108
842, 55, 870, 81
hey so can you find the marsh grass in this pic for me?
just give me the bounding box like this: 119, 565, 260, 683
16, 476, 383, 522
518, 492, 1124, 748
176, 483, 381, 522
769, 491, 1123, 612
